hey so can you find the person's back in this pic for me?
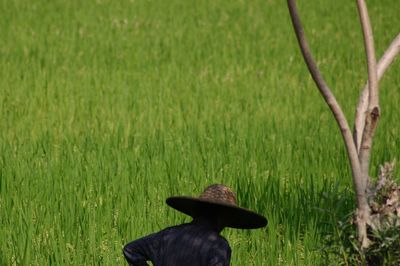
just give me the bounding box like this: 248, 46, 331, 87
123, 184, 268, 266
123, 222, 231, 266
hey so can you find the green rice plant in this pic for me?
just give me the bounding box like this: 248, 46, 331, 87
0, 0, 399, 265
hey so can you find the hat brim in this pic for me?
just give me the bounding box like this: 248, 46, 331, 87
166, 196, 268, 229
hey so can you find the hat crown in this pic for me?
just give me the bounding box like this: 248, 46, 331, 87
199, 184, 237, 206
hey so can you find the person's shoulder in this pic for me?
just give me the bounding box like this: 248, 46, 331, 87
207, 233, 231, 265
215, 234, 230, 248
200, 230, 230, 250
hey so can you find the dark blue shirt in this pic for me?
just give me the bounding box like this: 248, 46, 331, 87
123, 222, 231, 266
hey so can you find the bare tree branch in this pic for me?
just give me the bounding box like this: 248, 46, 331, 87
287, 0, 371, 248
356, 1, 380, 193
354, 33, 400, 152
357, 0, 379, 110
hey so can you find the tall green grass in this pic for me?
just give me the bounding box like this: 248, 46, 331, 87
1, 0, 399, 265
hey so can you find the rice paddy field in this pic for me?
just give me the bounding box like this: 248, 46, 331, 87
1, 0, 399, 265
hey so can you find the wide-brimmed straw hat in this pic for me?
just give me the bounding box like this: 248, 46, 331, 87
166, 184, 268, 229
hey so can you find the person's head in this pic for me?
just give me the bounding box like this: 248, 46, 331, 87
191, 215, 226, 233
190, 184, 238, 231
166, 184, 268, 230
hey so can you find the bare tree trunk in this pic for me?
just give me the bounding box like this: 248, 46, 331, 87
287, 0, 376, 248
354, 0, 380, 248
287, 0, 400, 251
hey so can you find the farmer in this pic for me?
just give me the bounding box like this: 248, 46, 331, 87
123, 184, 268, 266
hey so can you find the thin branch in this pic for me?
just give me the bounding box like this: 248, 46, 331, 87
286, 0, 361, 174
356, 1, 380, 220
357, 0, 379, 110
356, 0, 380, 183
354, 33, 400, 152
287, 0, 370, 245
